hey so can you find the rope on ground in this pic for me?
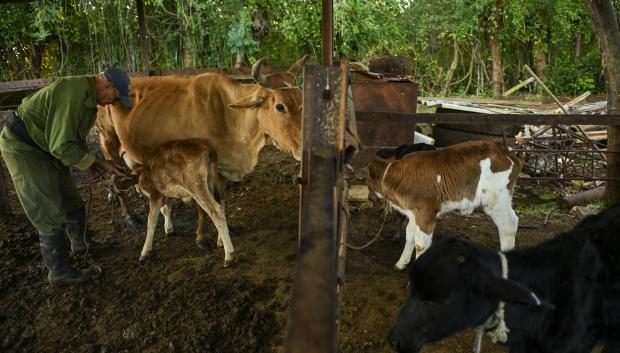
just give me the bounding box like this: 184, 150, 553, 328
346, 209, 389, 250
76, 181, 102, 275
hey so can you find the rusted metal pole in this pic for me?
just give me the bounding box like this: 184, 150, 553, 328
322, 0, 333, 66
136, 0, 151, 75
285, 65, 347, 353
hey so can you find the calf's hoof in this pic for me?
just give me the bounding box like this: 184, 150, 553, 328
139, 255, 148, 263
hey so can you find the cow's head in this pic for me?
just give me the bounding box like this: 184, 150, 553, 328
388, 237, 547, 353
228, 85, 302, 161
229, 57, 307, 161
253, 54, 310, 89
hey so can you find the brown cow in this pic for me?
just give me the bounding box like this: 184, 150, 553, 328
97, 56, 308, 254
360, 140, 522, 270
137, 139, 231, 265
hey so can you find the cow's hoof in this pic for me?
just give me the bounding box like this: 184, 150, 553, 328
139, 255, 149, 263
126, 214, 143, 228
196, 240, 212, 251
393, 263, 406, 271
164, 229, 175, 236
223, 260, 233, 268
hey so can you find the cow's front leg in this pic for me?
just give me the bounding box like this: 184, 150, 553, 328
394, 210, 418, 270
140, 195, 164, 262
483, 194, 518, 251
394, 209, 435, 270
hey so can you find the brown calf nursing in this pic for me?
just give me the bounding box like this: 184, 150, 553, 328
362, 140, 523, 270
137, 139, 233, 266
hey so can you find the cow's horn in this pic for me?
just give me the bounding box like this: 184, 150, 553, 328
287, 54, 310, 76
252, 57, 267, 85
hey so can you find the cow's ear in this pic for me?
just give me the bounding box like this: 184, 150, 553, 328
479, 277, 554, 309
229, 95, 267, 109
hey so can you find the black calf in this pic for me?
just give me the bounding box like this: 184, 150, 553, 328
389, 202, 620, 353
376, 143, 437, 160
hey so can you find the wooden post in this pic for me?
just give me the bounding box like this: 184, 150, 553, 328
322, 0, 333, 66
136, 0, 151, 74
285, 65, 348, 353
585, 0, 620, 204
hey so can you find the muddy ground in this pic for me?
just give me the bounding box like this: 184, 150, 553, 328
0, 146, 584, 353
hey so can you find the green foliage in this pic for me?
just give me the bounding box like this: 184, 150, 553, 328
516, 202, 560, 217
545, 50, 604, 95
0, 0, 611, 100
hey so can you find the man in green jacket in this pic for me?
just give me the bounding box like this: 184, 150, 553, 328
0, 67, 131, 285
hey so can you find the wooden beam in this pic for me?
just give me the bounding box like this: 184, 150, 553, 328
356, 112, 620, 125
285, 65, 347, 353
502, 77, 535, 96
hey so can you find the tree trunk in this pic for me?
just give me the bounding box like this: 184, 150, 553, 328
489, 33, 503, 96
586, 0, 620, 204
179, 2, 195, 69
440, 39, 459, 97
136, 0, 151, 74
575, 33, 583, 60
235, 47, 246, 68
533, 40, 546, 83
487, 0, 504, 97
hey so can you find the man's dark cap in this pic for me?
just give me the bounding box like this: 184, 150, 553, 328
103, 67, 132, 108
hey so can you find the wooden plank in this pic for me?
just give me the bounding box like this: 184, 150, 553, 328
502, 76, 535, 96
0, 66, 291, 96
356, 112, 620, 125
285, 65, 346, 353
0, 78, 54, 93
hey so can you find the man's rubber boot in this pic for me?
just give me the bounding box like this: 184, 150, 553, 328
39, 231, 97, 285
65, 206, 111, 255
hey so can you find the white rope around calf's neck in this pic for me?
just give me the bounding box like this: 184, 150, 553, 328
473, 252, 510, 353
380, 161, 394, 194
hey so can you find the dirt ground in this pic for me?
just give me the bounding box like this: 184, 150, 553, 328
0, 146, 583, 353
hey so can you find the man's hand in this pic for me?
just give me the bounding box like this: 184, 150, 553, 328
90, 159, 127, 179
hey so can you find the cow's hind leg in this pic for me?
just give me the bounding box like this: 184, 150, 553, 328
194, 194, 234, 267
196, 206, 220, 249
140, 194, 164, 262
483, 193, 518, 251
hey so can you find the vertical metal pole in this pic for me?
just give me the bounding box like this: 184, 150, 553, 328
285, 65, 346, 353
322, 0, 334, 66
136, 0, 151, 75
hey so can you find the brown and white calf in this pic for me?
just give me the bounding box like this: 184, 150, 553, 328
137, 139, 232, 266
361, 140, 522, 270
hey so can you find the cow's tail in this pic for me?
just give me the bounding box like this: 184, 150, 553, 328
506, 147, 524, 194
